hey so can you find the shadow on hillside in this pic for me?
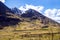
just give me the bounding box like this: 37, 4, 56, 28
0, 16, 20, 29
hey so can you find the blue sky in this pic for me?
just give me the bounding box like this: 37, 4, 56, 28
0, 0, 60, 23
4, 0, 60, 9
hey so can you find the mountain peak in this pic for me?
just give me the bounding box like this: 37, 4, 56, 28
12, 7, 22, 15
21, 9, 44, 18
21, 9, 60, 26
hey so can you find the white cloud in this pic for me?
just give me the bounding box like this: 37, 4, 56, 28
44, 9, 57, 18
0, 0, 5, 3
19, 4, 44, 13
19, 4, 60, 23
44, 9, 60, 23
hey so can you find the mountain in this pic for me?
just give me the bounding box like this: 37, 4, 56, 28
0, 1, 13, 16
20, 9, 60, 29
0, 2, 60, 40
12, 7, 22, 15
21, 9, 45, 18
0, 1, 60, 29
0, 1, 20, 29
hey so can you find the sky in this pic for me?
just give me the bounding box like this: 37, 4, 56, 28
0, 0, 60, 23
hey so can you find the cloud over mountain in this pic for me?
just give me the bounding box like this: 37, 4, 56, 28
0, 0, 5, 3
44, 9, 60, 23
19, 4, 44, 13
19, 4, 60, 23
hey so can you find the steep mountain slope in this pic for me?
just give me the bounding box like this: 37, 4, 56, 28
11, 7, 22, 18
0, 1, 20, 29
0, 1, 20, 17
12, 7, 22, 15
0, 1, 13, 16
18, 9, 60, 30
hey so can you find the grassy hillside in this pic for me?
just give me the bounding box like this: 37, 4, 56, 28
0, 2, 60, 40
0, 18, 60, 40
0, 12, 60, 40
